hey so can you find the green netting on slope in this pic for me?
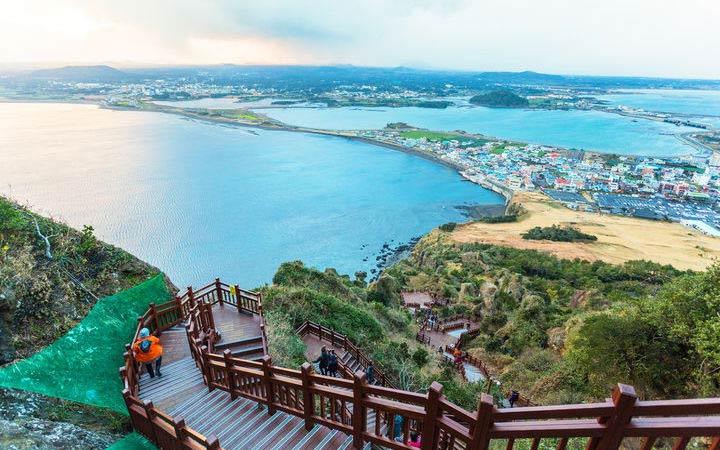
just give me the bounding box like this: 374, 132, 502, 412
107, 433, 157, 450
0, 274, 171, 414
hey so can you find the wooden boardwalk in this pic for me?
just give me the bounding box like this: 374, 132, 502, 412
137, 304, 365, 449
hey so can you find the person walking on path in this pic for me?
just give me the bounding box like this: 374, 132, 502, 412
328, 349, 339, 377
409, 431, 422, 448
314, 346, 329, 376
366, 361, 375, 384
133, 328, 163, 379
508, 390, 520, 408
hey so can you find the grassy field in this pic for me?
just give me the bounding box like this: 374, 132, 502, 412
450, 191, 720, 271
400, 130, 463, 140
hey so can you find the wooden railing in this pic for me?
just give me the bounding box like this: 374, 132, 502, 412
120, 279, 266, 450
121, 280, 720, 450
195, 350, 720, 450
295, 320, 396, 389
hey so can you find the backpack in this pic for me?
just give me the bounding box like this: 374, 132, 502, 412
139, 339, 152, 353
329, 354, 337, 365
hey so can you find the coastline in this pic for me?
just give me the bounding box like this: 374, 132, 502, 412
102, 103, 515, 206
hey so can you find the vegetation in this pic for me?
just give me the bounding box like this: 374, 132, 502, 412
522, 225, 598, 242
470, 90, 530, 108
262, 260, 504, 409
382, 230, 710, 404
439, 222, 457, 232
0, 196, 171, 364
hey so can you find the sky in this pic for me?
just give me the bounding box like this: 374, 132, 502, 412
0, 0, 718, 79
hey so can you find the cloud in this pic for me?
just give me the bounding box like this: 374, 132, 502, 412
1, 0, 718, 78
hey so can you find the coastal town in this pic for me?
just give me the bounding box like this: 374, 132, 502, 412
361, 127, 720, 235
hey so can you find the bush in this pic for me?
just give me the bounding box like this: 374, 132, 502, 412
477, 215, 517, 224
439, 222, 457, 232
412, 347, 429, 367
521, 226, 597, 242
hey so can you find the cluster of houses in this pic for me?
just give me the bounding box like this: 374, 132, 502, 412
366, 129, 720, 232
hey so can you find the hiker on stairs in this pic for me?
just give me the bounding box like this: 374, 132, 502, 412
328, 350, 339, 377
133, 328, 163, 379
314, 346, 329, 376
366, 361, 375, 384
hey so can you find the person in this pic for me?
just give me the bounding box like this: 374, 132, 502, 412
438, 345, 444, 358
508, 390, 520, 408
387, 414, 404, 442
366, 361, 375, 384
453, 347, 461, 358
133, 328, 163, 378
409, 431, 422, 448
314, 346, 329, 376
328, 349, 339, 377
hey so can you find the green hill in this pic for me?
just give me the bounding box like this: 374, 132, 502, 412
470, 90, 530, 108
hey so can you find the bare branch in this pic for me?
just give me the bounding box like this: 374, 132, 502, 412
29, 214, 54, 260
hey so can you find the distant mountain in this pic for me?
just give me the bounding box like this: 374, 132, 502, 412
29, 65, 130, 83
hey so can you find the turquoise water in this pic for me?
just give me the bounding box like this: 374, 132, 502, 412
259, 106, 695, 156
599, 89, 720, 117
0, 103, 503, 287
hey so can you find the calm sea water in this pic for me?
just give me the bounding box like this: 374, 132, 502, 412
599, 89, 720, 117
0, 103, 503, 288
259, 106, 695, 156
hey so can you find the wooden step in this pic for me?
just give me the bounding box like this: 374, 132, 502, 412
231, 344, 265, 358
214, 335, 263, 350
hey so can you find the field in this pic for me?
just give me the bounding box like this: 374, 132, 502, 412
450, 191, 720, 271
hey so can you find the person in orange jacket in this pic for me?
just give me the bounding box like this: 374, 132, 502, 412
133, 328, 163, 378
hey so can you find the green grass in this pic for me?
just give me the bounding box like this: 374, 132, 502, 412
400, 130, 463, 141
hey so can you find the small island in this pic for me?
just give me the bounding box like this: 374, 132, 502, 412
470, 89, 530, 108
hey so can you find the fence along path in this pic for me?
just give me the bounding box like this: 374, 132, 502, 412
120, 279, 720, 449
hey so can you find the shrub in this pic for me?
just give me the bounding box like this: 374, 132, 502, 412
439, 222, 457, 232
521, 226, 597, 242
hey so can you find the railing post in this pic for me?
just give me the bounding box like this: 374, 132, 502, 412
201, 346, 212, 391
206, 434, 221, 450
187, 286, 195, 309
223, 350, 236, 400
144, 400, 159, 445
234, 284, 242, 313
331, 329, 335, 348
469, 393, 494, 450
593, 384, 637, 450
149, 303, 159, 335
301, 362, 314, 431
215, 278, 223, 306
262, 355, 276, 415
352, 370, 367, 449
421, 381, 443, 450
205, 302, 216, 332
173, 417, 187, 445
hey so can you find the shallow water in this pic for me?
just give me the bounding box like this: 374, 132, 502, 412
0, 103, 503, 287
259, 106, 695, 156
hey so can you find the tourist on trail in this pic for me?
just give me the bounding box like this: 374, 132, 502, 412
314, 346, 329, 376
366, 361, 375, 384
409, 431, 422, 448
133, 328, 163, 378
508, 390, 520, 408
328, 350, 339, 377
392, 414, 404, 442
438, 346, 444, 359
453, 347, 461, 358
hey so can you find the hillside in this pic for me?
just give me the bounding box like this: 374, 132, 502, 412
383, 229, 720, 404
0, 197, 175, 447
451, 191, 720, 271
469, 90, 530, 108
29, 65, 130, 83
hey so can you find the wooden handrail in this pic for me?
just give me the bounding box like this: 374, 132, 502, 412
121, 280, 720, 450
295, 320, 396, 389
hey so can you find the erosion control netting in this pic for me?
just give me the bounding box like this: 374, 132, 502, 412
0, 274, 171, 414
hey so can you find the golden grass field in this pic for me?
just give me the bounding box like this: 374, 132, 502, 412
451, 191, 720, 271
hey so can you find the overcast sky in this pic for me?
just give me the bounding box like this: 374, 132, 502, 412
1, 0, 718, 78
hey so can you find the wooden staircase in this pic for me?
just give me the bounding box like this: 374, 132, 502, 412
138, 357, 373, 449
213, 335, 265, 362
